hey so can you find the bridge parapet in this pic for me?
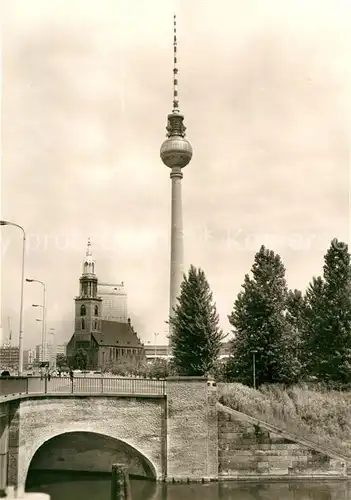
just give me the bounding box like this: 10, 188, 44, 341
0, 376, 166, 399
0, 378, 28, 398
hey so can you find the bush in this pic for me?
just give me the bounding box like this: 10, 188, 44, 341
106, 359, 172, 379
107, 359, 144, 377
146, 359, 170, 379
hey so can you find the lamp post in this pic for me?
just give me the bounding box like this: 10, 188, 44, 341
252, 349, 258, 390
27, 279, 46, 362
0, 220, 26, 375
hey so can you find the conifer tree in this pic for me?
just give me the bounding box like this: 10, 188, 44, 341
227, 246, 301, 386
169, 265, 223, 376
302, 239, 351, 383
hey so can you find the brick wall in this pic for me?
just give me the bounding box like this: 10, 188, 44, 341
218, 406, 347, 478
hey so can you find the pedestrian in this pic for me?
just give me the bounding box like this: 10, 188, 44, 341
48, 372, 51, 382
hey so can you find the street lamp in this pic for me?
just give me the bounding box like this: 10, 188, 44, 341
252, 349, 258, 390
0, 220, 26, 375
27, 279, 46, 360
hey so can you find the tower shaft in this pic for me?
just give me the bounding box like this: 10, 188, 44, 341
169, 168, 184, 319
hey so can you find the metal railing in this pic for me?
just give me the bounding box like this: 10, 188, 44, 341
0, 376, 166, 397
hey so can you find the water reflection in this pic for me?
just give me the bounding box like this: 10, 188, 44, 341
27, 471, 351, 500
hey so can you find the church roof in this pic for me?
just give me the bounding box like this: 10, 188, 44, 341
92, 320, 142, 348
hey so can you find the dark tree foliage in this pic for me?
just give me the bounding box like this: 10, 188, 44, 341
286, 288, 307, 363
300, 276, 325, 377
302, 239, 351, 383
227, 246, 301, 386
169, 265, 223, 376
56, 354, 69, 370
72, 348, 88, 370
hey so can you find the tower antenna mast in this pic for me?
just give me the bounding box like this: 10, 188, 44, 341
172, 14, 179, 113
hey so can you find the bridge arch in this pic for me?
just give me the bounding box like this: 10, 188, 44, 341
12, 396, 164, 488
24, 430, 157, 487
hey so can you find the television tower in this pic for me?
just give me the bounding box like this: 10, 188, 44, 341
160, 15, 193, 324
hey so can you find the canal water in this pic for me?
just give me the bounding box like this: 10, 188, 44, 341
26, 471, 351, 499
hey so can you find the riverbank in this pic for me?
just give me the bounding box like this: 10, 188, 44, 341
217, 383, 351, 461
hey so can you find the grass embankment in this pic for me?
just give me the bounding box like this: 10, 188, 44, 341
218, 382, 351, 460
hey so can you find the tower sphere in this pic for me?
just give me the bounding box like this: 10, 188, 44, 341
160, 136, 193, 169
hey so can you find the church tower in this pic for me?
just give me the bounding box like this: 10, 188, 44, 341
74, 239, 102, 336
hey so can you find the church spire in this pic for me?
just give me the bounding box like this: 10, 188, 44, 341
82, 237, 95, 276
86, 237, 92, 257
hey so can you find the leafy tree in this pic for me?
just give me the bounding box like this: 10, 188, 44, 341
169, 265, 223, 376
286, 289, 306, 335
286, 288, 307, 362
211, 358, 232, 382
303, 239, 351, 383
227, 245, 301, 386
72, 348, 88, 370
56, 354, 69, 371
300, 276, 325, 377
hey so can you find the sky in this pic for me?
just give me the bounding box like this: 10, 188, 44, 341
0, 0, 350, 349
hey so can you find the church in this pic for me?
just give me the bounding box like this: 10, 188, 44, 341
66, 241, 145, 371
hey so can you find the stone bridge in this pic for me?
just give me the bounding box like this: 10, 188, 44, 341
0, 376, 348, 494
0, 376, 218, 491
